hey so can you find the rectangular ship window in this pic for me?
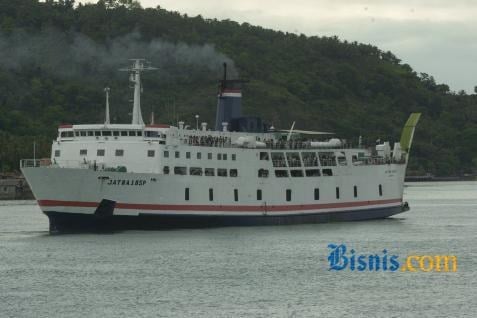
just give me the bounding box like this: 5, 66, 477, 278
88, 131, 94, 136
79, 149, 87, 156
185, 188, 189, 201
354, 185, 358, 198
121, 131, 128, 136
314, 188, 320, 200
55, 150, 61, 157
232, 154, 236, 161
163, 166, 169, 174
234, 189, 238, 202
175, 151, 180, 158
275, 170, 288, 178
286, 189, 292, 202
208, 153, 212, 160
186, 152, 191, 159
217, 153, 222, 160
319, 152, 337, 166
189, 167, 202, 176
148, 150, 155, 157
102, 131, 112, 136
115, 149, 124, 157
209, 188, 214, 201
197, 152, 202, 159
128, 131, 136, 136
290, 170, 304, 177
336, 187, 340, 199
95, 131, 101, 137
379, 184, 383, 196
217, 169, 227, 177
174, 167, 187, 175
305, 169, 321, 177
230, 169, 238, 177
163, 151, 169, 158
223, 154, 227, 160
257, 189, 262, 201
97, 149, 105, 156
322, 169, 333, 176
258, 169, 269, 178
80, 131, 87, 137
205, 168, 215, 176
113, 131, 119, 137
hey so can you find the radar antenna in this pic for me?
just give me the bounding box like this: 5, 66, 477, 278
119, 59, 157, 125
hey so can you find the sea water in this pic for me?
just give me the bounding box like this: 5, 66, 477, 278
0, 182, 476, 317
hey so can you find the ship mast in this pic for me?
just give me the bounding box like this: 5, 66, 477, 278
120, 59, 157, 125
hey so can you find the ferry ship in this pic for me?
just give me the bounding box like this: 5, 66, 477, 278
21, 59, 421, 232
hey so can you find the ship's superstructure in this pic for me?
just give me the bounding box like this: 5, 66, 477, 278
21, 59, 420, 232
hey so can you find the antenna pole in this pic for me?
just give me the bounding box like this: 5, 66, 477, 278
104, 87, 110, 125
119, 59, 157, 125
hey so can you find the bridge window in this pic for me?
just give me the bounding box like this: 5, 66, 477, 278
121, 131, 128, 136
217, 169, 227, 177
286, 152, 302, 167
314, 188, 320, 200
79, 149, 87, 156
163, 151, 169, 158
75, 131, 79, 137
257, 189, 262, 200
379, 184, 383, 196
137, 131, 142, 136
205, 168, 215, 176
259, 152, 269, 160
190, 167, 202, 176
305, 169, 321, 177
275, 170, 288, 178
87, 131, 93, 136
286, 189, 292, 202
80, 131, 87, 137
113, 131, 119, 137
302, 152, 319, 167
97, 149, 105, 156
94, 131, 101, 137
319, 152, 337, 166
148, 150, 155, 157
336, 187, 340, 199
290, 170, 304, 177
163, 166, 169, 174
102, 131, 112, 136
54, 150, 60, 157
258, 169, 269, 178
174, 167, 187, 175
271, 152, 287, 167
185, 188, 189, 201
209, 188, 214, 201
128, 131, 136, 136
115, 149, 124, 157
354, 185, 358, 198
230, 169, 238, 177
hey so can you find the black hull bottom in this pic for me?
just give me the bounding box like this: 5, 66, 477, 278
44, 205, 408, 233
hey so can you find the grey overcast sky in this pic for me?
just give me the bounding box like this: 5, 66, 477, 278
82, 0, 477, 93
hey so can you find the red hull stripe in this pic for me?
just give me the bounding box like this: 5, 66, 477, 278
38, 198, 402, 212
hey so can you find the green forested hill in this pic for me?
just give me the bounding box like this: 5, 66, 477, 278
0, 0, 476, 176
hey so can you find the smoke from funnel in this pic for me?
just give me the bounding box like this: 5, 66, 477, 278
0, 29, 238, 79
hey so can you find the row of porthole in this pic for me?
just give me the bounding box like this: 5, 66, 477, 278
184, 185, 384, 202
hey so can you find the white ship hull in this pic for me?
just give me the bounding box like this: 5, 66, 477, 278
21, 163, 407, 232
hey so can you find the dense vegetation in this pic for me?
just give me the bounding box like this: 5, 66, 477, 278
0, 0, 476, 176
